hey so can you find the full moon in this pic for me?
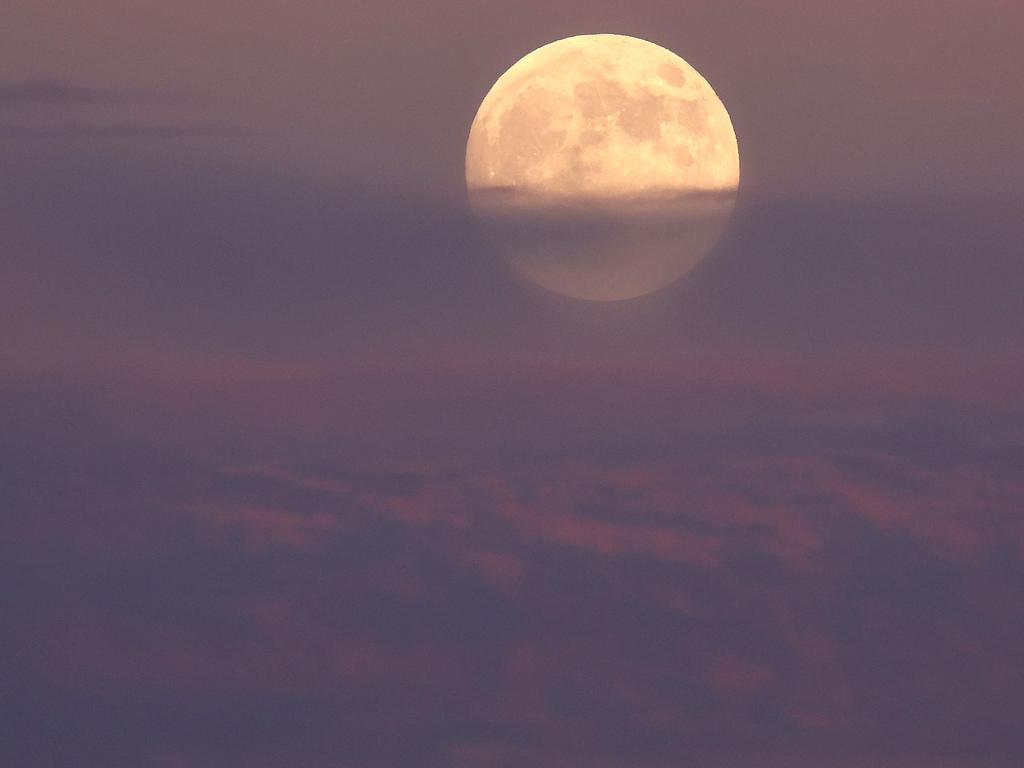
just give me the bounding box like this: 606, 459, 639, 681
466, 34, 740, 301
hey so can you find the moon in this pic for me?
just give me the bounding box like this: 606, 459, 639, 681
466, 34, 740, 301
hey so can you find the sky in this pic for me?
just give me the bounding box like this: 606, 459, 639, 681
2, 2, 1023, 767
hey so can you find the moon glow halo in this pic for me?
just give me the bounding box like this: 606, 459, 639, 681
466, 34, 740, 301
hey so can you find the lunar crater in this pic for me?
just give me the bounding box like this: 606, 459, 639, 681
658, 62, 688, 87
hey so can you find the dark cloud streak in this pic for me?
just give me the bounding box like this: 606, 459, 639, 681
0, 122, 248, 139
0, 79, 194, 107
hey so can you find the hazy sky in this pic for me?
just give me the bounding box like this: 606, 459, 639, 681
2, 2, 1022, 767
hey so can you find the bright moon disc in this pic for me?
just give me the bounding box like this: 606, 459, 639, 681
466, 34, 740, 301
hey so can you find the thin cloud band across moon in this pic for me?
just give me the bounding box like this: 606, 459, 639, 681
466, 34, 740, 301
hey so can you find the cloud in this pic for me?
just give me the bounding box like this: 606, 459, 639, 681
1, 144, 1021, 377
0, 122, 247, 139
0, 80, 242, 143
0, 79, 190, 106
1, 140, 1022, 768
186, 503, 341, 554
3, 349, 1022, 767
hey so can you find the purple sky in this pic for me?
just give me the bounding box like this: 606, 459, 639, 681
2, 2, 1023, 767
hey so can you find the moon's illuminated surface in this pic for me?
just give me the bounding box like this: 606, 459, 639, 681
466, 34, 740, 301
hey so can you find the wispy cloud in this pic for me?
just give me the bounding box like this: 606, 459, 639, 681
0, 122, 247, 139
0, 79, 243, 141
0, 79, 191, 106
